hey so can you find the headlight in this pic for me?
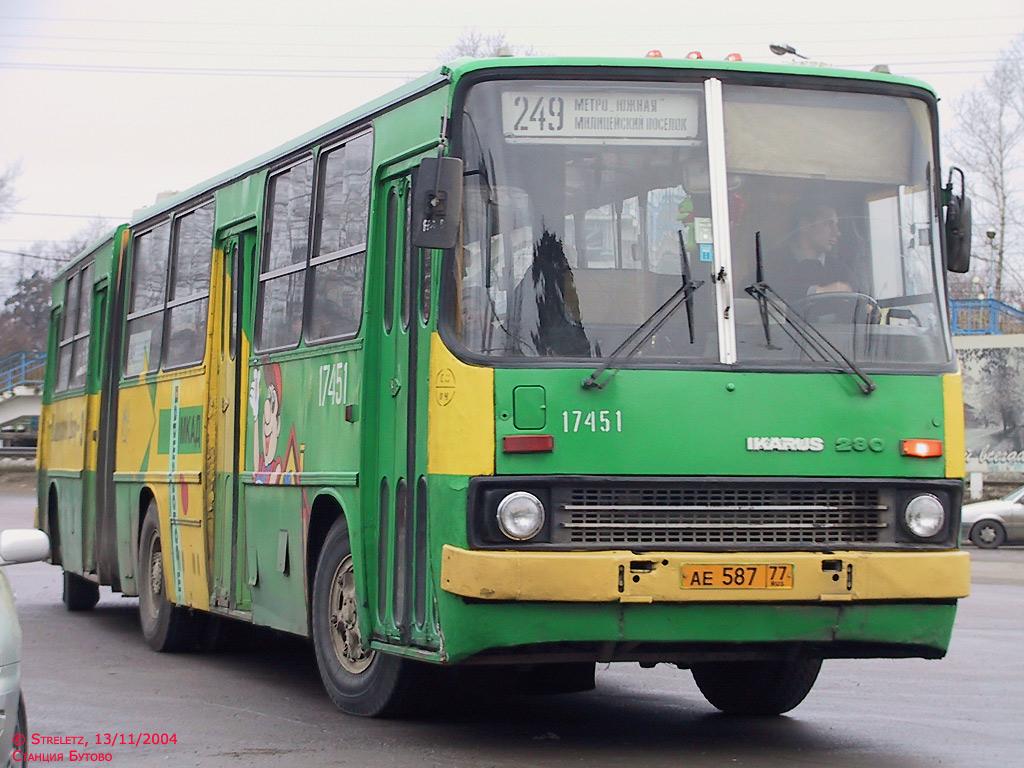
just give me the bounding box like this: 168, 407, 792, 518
496, 491, 546, 541
904, 494, 945, 538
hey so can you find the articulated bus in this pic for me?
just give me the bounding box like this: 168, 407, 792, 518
38, 55, 973, 717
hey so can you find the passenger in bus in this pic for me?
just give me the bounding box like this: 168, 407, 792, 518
772, 202, 854, 303
509, 231, 591, 357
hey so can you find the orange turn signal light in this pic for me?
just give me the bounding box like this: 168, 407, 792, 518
901, 439, 943, 458
503, 435, 554, 454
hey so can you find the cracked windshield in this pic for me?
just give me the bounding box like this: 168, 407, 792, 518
451, 80, 718, 362
449, 78, 953, 370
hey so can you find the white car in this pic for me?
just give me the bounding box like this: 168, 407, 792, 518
961, 485, 1024, 549
0, 529, 50, 768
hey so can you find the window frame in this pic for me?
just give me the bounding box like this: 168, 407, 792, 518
306, 129, 373, 345
254, 128, 374, 352
55, 260, 95, 394
123, 198, 215, 378
256, 154, 315, 353
163, 200, 215, 370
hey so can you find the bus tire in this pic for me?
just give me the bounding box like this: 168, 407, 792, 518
138, 502, 195, 652
312, 519, 421, 718
62, 571, 100, 611
691, 657, 822, 715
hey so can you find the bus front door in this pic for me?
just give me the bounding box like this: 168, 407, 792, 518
373, 174, 436, 651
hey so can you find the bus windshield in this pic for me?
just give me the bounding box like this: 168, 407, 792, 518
447, 77, 953, 370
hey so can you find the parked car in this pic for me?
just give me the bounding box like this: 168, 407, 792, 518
0, 529, 50, 768
961, 486, 1024, 549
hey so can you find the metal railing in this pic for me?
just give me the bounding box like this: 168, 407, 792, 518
949, 299, 1024, 335
0, 350, 46, 392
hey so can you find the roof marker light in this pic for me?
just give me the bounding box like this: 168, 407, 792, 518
646, 50, 663, 58
726, 53, 743, 61
686, 51, 703, 60
901, 439, 943, 458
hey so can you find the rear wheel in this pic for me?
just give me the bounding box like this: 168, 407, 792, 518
691, 657, 822, 715
970, 519, 1006, 549
138, 502, 196, 652
62, 571, 100, 611
312, 519, 423, 717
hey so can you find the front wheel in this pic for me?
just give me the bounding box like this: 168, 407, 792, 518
691, 657, 822, 715
137, 502, 196, 652
311, 519, 422, 717
970, 519, 1006, 549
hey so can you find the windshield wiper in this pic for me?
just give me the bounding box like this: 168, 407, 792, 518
744, 232, 876, 396
583, 231, 704, 390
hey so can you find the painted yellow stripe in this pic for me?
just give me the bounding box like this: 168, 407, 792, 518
943, 371, 966, 479
441, 545, 970, 603
427, 333, 495, 476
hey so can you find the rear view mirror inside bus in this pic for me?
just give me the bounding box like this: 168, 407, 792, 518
411, 156, 464, 250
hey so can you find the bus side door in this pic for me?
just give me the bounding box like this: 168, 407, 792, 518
209, 227, 254, 613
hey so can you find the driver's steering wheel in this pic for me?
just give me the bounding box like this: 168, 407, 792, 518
791, 291, 882, 325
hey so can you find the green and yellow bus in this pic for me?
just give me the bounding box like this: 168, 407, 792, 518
38, 54, 973, 717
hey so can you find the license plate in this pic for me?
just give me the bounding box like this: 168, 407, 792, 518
681, 563, 794, 589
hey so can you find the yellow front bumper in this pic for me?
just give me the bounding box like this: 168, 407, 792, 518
441, 546, 971, 603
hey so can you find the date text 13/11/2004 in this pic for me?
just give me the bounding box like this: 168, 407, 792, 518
19, 733, 179, 748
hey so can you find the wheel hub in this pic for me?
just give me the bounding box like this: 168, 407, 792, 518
141, 533, 163, 622
328, 554, 374, 674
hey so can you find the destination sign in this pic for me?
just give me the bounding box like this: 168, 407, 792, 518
501, 90, 700, 142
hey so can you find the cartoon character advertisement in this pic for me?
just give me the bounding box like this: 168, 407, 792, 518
249, 362, 305, 484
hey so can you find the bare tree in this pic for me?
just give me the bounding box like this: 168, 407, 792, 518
438, 29, 537, 64
948, 32, 1024, 306
0, 220, 111, 356
0, 163, 20, 220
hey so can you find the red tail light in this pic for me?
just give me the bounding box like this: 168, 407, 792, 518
502, 435, 554, 454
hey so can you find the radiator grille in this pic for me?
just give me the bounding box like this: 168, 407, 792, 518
553, 486, 888, 547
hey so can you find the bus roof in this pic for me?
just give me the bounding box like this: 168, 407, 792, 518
121, 56, 936, 233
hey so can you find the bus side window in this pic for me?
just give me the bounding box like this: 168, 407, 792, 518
164, 202, 214, 369
257, 157, 313, 351
68, 262, 94, 389
125, 223, 171, 377
307, 131, 371, 343
55, 272, 78, 392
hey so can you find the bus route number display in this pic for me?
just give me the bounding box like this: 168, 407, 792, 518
501, 90, 700, 142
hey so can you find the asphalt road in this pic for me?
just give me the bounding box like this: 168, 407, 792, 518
3, 474, 1022, 768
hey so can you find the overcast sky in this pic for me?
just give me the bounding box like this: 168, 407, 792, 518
1, 0, 1022, 289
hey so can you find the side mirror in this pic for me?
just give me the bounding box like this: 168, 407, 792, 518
411, 157, 464, 250
0, 529, 50, 565
944, 167, 971, 273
